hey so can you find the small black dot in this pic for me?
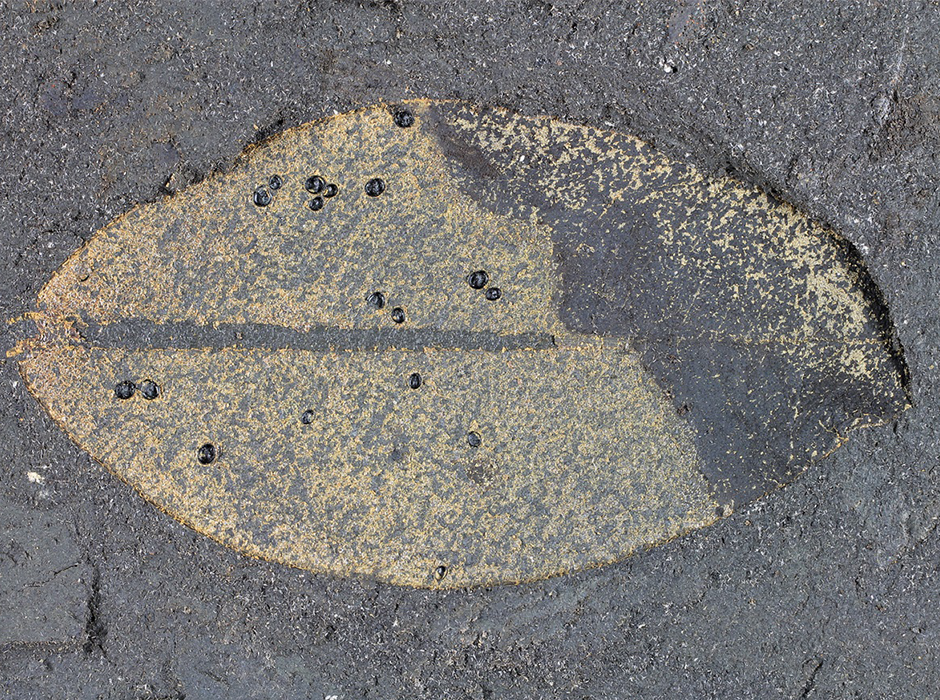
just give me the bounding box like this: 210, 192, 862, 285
268, 174, 282, 190
715, 506, 724, 517
409, 372, 422, 389
435, 565, 447, 580
252, 188, 271, 207
301, 409, 315, 425
467, 270, 488, 289
365, 178, 385, 197
391, 307, 405, 324
323, 183, 338, 198
395, 110, 415, 128
139, 379, 160, 400
485, 287, 502, 301
309, 196, 324, 212
305, 175, 325, 193
368, 291, 386, 309
467, 431, 481, 448
197, 443, 216, 465
114, 380, 135, 400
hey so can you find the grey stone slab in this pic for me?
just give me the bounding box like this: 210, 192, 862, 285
0, 501, 89, 647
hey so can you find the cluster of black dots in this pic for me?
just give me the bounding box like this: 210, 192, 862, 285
365, 290, 406, 325
305, 174, 339, 211
300, 266, 505, 451
467, 269, 501, 301
252, 174, 282, 207
251, 172, 389, 210
249, 107, 416, 211
114, 379, 161, 401
114, 378, 217, 465
321, 269, 499, 450
461, 270, 499, 451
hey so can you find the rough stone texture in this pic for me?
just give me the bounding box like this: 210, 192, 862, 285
0, 1, 938, 698
0, 500, 90, 646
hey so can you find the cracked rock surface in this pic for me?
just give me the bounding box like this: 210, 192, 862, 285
0, 503, 89, 646
0, 2, 938, 698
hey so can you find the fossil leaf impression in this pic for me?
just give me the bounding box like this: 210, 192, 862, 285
17, 101, 909, 588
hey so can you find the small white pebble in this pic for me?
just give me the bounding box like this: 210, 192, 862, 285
27, 471, 46, 484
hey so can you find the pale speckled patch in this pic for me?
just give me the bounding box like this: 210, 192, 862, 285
19, 339, 715, 588
37, 105, 564, 339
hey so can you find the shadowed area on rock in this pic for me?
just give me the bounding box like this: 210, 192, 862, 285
427, 102, 910, 508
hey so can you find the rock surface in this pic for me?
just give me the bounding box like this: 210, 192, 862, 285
0, 2, 938, 698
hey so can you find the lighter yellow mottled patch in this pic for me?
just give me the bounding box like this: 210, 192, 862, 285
20, 338, 716, 587
38, 106, 565, 338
